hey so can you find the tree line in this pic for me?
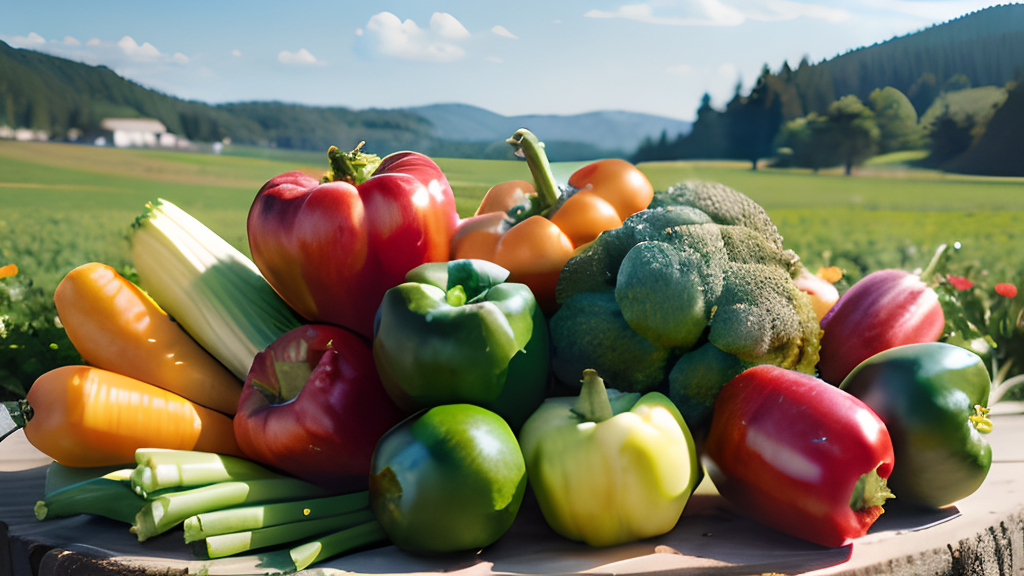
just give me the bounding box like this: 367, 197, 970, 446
633, 66, 1021, 176
633, 4, 1024, 176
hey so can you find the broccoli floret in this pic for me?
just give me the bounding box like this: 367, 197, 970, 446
710, 261, 821, 372
649, 181, 784, 249
549, 291, 673, 392
549, 180, 822, 434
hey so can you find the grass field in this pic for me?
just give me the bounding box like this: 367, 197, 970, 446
2, 140, 1024, 298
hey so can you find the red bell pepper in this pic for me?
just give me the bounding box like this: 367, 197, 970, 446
703, 365, 895, 548
817, 268, 944, 385
233, 324, 406, 492
248, 144, 459, 338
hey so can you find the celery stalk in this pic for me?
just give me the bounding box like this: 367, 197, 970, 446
132, 477, 330, 541
132, 449, 283, 498
183, 491, 369, 543
45, 461, 133, 496
130, 198, 302, 380
36, 470, 145, 524
256, 520, 388, 572
202, 510, 376, 558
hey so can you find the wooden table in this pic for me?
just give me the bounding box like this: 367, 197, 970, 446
3, 405, 1023, 576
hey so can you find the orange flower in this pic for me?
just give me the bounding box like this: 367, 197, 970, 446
816, 266, 843, 284
0, 264, 18, 280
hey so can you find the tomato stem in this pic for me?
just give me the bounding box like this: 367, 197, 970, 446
323, 142, 382, 186
507, 129, 561, 219
920, 243, 953, 285
849, 466, 895, 511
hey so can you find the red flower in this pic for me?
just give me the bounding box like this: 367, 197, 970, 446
995, 283, 1018, 299
946, 275, 974, 291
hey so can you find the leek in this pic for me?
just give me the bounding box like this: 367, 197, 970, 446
132, 448, 283, 498
130, 198, 302, 380
45, 461, 133, 496
183, 492, 369, 543
36, 469, 146, 524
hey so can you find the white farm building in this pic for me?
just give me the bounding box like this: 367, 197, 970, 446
99, 118, 187, 148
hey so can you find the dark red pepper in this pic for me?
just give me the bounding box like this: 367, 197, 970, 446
817, 269, 944, 385
703, 365, 895, 548
233, 324, 406, 492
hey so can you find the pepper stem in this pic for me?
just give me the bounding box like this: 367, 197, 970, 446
445, 285, 468, 307
507, 129, 561, 219
1, 399, 33, 442
444, 259, 508, 303
572, 369, 614, 423
969, 404, 994, 434
920, 242, 954, 284
322, 142, 382, 186
849, 466, 895, 512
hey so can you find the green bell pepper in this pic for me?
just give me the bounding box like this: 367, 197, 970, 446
839, 342, 993, 508
518, 369, 700, 547
372, 259, 549, 430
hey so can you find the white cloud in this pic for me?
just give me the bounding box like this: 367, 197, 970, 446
278, 48, 319, 65
231, 49, 242, 57
585, 0, 849, 26
7, 32, 46, 47
487, 56, 504, 63
172, 52, 190, 65
431, 12, 470, 39
666, 63, 694, 75
354, 11, 469, 62
856, 0, 995, 22
63, 36, 81, 46
754, 0, 849, 23
491, 25, 518, 39
86, 38, 102, 46
118, 36, 163, 61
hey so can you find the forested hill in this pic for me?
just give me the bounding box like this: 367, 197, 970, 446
0, 40, 687, 160
788, 3, 1024, 115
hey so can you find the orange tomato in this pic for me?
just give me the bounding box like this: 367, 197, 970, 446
451, 135, 653, 313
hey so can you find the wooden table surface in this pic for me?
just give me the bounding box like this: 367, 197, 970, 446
3, 404, 1023, 576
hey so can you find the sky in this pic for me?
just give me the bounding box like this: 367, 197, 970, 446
0, 0, 1013, 122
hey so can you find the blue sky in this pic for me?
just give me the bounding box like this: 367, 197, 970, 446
0, 0, 1010, 121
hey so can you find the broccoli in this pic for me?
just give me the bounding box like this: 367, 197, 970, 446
549, 181, 822, 436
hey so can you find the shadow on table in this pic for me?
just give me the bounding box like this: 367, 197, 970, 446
480, 492, 854, 576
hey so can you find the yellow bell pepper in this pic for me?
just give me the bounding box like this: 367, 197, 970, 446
518, 369, 699, 547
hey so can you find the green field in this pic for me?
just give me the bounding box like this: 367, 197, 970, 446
3, 141, 1023, 296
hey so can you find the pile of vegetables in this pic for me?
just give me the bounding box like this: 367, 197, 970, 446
0, 129, 1005, 571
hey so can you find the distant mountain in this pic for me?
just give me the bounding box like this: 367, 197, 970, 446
0, 39, 686, 160
407, 103, 691, 152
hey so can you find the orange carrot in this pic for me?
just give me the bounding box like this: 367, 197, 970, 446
54, 262, 242, 415
19, 365, 243, 467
